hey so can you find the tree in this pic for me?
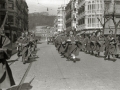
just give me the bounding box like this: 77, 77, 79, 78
95, 5, 112, 35
110, 1, 120, 39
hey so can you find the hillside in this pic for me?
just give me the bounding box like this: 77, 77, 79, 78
29, 13, 56, 30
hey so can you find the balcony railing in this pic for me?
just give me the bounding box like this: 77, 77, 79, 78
66, 18, 72, 24
86, 10, 103, 15
66, 9, 72, 15
66, 26, 72, 31
77, 23, 103, 30
86, 23, 102, 28
77, 12, 85, 20
78, 1, 85, 8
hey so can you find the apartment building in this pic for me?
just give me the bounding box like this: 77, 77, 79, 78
55, 5, 66, 32
65, 0, 78, 33
77, 0, 104, 34
0, 0, 29, 42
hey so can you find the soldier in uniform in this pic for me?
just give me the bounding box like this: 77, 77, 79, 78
63, 31, 80, 62
95, 31, 105, 56
16, 32, 26, 57
76, 34, 83, 51
16, 32, 30, 64
90, 32, 97, 55
58, 33, 67, 56
0, 29, 15, 89
84, 35, 91, 53
115, 36, 120, 58
104, 34, 113, 59
54, 33, 62, 51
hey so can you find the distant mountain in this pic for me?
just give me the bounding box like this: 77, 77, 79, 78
29, 12, 56, 30
30, 12, 49, 16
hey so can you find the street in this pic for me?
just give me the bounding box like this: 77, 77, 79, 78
10, 41, 120, 90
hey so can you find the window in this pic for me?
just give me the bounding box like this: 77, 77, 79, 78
0, 15, 4, 21
0, 3, 5, 9
8, 15, 14, 25
0, 15, 5, 26
8, 3, 14, 9
88, 18, 89, 24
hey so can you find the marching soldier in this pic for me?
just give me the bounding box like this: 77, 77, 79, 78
104, 34, 113, 59
63, 31, 80, 62
83, 35, 90, 53
16, 32, 30, 64
58, 33, 67, 56
115, 36, 120, 58
95, 32, 105, 56
104, 29, 118, 60
55, 33, 63, 52
90, 32, 97, 55
16, 32, 26, 57
76, 35, 84, 51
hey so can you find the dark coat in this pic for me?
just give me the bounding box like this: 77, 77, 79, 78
64, 36, 80, 57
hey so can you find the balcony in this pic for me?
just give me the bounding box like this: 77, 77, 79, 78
66, 9, 72, 15
85, 10, 103, 15
85, 23, 102, 29
66, 26, 72, 31
77, 24, 86, 31
66, 18, 72, 24
78, 0, 85, 8
77, 12, 85, 20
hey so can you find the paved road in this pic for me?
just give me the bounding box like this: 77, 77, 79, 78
10, 41, 120, 90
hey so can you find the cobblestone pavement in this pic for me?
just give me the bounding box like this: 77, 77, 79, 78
10, 41, 120, 90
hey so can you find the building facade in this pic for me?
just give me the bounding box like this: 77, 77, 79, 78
55, 5, 66, 32
64, 0, 120, 35
54, 17, 57, 32
0, 0, 28, 42
35, 26, 48, 37
104, 0, 120, 34
77, 0, 104, 34
65, 0, 78, 33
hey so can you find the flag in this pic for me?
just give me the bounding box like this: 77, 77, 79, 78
2, 35, 11, 47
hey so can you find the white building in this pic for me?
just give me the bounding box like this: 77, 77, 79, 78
77, 0, 104, 33
65, 0, 78, 33
55, 5, 66, 32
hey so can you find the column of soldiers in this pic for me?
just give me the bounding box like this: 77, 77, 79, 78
16, 32, 38, 64
54, 31, 81, 62
0, 11, 38, 89
0, 29, 38, 89
54, 30, 120, 62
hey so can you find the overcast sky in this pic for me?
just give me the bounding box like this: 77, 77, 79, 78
26, 0, 70, 15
